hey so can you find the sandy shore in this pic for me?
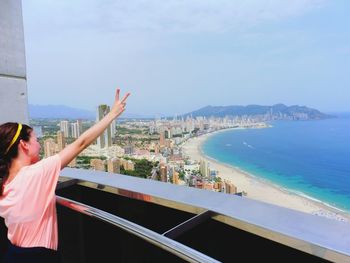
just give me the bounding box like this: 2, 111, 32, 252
181, 129, 350, 222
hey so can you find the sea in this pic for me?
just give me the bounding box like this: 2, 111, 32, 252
201, 116, 350, 213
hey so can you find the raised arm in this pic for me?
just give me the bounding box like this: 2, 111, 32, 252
58, 89, 130, 169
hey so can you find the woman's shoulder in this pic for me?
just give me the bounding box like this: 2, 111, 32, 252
25, 155, 61, 173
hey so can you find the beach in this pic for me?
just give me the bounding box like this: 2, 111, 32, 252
181, 129, 350, 222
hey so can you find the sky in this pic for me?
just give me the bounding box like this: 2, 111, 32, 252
22, 0, 350, 117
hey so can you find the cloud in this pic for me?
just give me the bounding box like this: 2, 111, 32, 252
24, 0, 327, 34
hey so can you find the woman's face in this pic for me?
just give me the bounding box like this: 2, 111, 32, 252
27, 131, 41, 164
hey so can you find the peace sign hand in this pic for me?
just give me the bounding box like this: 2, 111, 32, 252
111, 88, 131, 117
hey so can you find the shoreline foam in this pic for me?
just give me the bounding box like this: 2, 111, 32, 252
181, 129, 350, 222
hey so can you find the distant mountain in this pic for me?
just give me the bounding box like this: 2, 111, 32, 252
29, 104, 151, 120
29, 104, 95, 120
182, 104, 332, 120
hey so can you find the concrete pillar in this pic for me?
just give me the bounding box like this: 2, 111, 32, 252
0, 0, 29, 124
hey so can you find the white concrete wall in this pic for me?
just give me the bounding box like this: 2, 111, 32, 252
0, 0, 29, 124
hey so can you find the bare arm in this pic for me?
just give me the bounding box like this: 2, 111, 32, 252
59, 89, 130, 169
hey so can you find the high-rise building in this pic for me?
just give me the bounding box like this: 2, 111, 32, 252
57, 131, 65, 151
199, 120, 205, 131
164, 129, 171, 139
173, 171, 179, 185
77, 120, 83, 134
44, 138, 56, 158
107, 158, 121, 174
71, 123, 77, 138
203, 181, 214, 191
186, 119, 194, 133
224, 181, 237, 194
97, 105, 112, 148
71, 122, 81, 138
60, 120, 69, 138
111, 119, 116, 139
159, 131, 165, 147
126, 160, 135, 171
160, 164, 167, 182
199, 159, 210, 177
90, 159, 105, 171
124, 145, 134, 155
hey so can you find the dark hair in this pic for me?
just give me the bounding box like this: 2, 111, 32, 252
0, 122, 33, 195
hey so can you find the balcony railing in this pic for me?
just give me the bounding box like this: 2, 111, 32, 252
2, 168, 350, 262
55, 168, 350, 262
56, 195, 219, 263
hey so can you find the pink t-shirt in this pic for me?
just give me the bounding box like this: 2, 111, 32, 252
0, 155, 61, 250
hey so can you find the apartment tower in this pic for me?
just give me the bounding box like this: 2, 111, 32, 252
97, 104, 112, 148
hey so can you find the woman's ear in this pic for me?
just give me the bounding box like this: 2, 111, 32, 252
19, 139, 29, 152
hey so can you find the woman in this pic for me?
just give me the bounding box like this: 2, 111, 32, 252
0, 89, 130, 262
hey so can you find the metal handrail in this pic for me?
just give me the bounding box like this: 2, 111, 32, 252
56, 195, 221, 263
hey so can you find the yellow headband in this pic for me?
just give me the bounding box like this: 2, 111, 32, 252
5, 123, 22, 154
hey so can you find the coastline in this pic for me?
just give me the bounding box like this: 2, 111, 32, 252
181, 129, 350, 222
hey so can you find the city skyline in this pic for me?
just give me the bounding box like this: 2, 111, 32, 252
22, 1, 350, 116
